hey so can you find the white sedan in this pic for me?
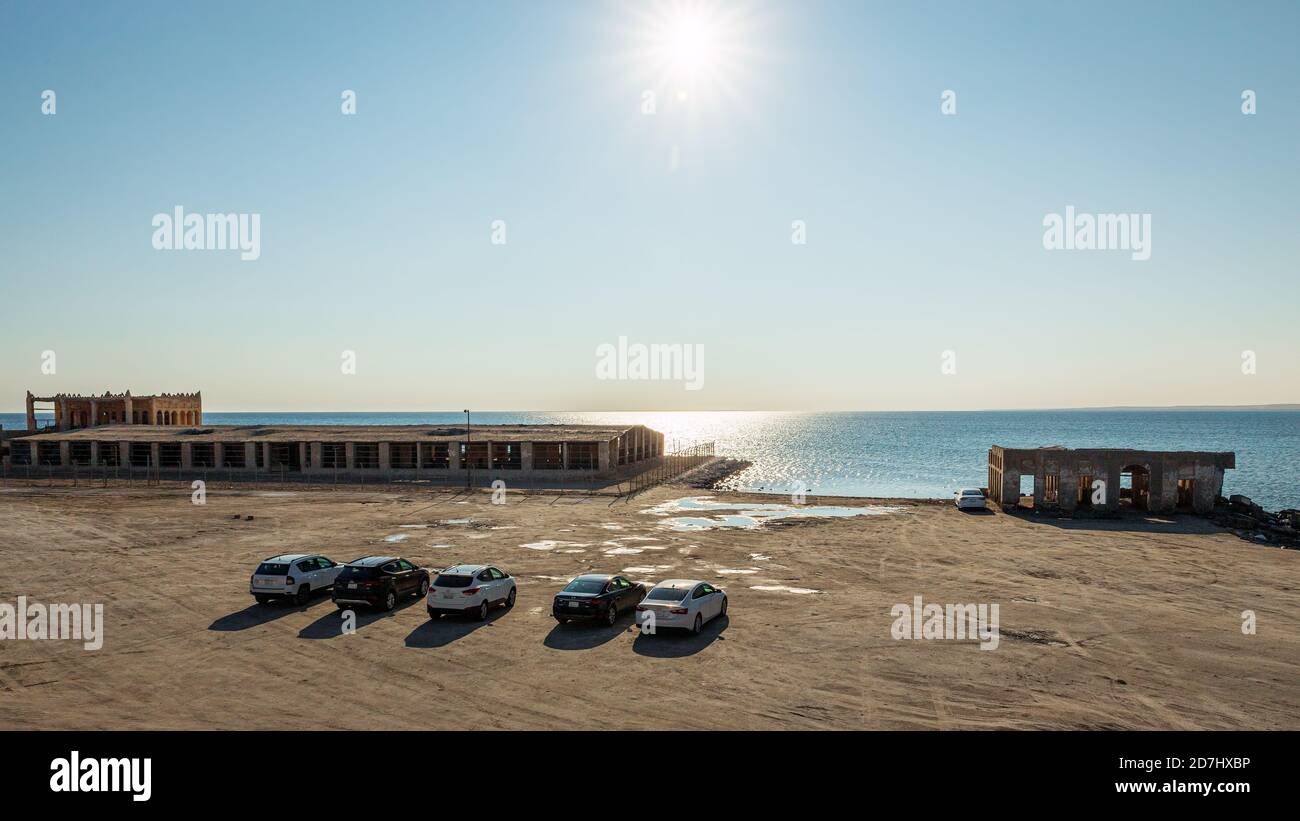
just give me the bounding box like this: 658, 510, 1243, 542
955, 488, 987, 510
635, 579, 727, 635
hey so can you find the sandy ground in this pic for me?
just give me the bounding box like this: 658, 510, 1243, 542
1, 481, 1297, 730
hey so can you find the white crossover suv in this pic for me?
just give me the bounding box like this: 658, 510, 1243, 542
955, 488, 987, 510
635, 579, 727, 635
426, 564, 516, 621
250, 553, 342, 605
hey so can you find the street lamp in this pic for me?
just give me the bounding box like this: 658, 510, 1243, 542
464, 409, 471, 490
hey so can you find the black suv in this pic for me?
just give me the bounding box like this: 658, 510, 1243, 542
332, 556, 430, 611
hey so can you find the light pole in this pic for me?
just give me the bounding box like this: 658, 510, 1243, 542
464, 409, 471, 490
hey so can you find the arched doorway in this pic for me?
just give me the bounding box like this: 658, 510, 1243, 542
1120, 464, 1150, 510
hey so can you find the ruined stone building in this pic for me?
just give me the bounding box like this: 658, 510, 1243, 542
25, 390, 202, 430
988, 446, 1235, 514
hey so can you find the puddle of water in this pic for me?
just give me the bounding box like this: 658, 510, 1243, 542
716, 568, 759, 575
383, 534, 410, 543
560, 549, 586, 554
444, 518, 472, 525
603, 547, 644, 555
643, 496, 902, 531
428, 543, 453, 549
490, 526, 518, 530
398, 524, 428, 529
622, 565, 676, 574
750, 553, 772, 561
600, 523, 624, 530
750, 584, 821, 595
521, 540, 591, 551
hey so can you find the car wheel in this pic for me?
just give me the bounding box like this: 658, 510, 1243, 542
426, 608, 439, 620
606, 603, 618, 626
692, 613, 703, 634
382, 590, 396, 612
254, 594, 272, 605
294, 585, 310, 606
556, 617, 569, 625
476, 600, 489, 621
720, 596, 728, 617
505, 587, 516, 609
417, 578, 430, 598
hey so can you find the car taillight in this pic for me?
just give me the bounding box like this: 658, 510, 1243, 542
670, 608, 688, 614
462, 587, 480, 596
286, 576, 295, 585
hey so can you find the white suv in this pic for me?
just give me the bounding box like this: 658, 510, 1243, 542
250, 554, 342, 605
426, 564, 516, 620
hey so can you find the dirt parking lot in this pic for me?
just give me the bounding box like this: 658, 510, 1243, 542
1, 482, 1297, 729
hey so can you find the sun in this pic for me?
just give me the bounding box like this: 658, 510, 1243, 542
617, 0, 765, 109
664, 9, 720, 76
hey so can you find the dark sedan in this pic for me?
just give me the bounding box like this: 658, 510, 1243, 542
552, 574, 645, 626
331, 556, 430, 611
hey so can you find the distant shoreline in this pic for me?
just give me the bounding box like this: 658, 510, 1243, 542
7, 405, 1299, 416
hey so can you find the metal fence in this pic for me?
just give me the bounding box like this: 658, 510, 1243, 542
617, 441, 716, 497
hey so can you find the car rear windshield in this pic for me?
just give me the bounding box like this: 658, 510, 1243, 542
562, 579, 606, 594
962, 490, 983, 496
646, 587, 687, 601
255, 563, 289, 576
337, 566, 378, 581
433, 574, 473, 588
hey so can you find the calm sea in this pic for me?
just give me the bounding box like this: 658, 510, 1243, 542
3, 410, 1296, 509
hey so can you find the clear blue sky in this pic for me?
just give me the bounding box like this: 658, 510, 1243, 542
2, 0, 1297, 411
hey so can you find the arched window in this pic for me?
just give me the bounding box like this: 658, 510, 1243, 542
156, 410, 163, 425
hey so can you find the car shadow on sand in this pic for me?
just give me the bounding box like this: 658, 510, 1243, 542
543, 612, 637, 651
208, 590, 333, 632
297, 596, 422, 640
632, 615, 729, 658
404, 607, 509, 649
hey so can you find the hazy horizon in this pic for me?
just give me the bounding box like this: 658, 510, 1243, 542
7, 402, 1300, 416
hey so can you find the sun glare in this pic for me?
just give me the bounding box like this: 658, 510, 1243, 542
665, 10, 719, 75
619, 0, 765, 112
